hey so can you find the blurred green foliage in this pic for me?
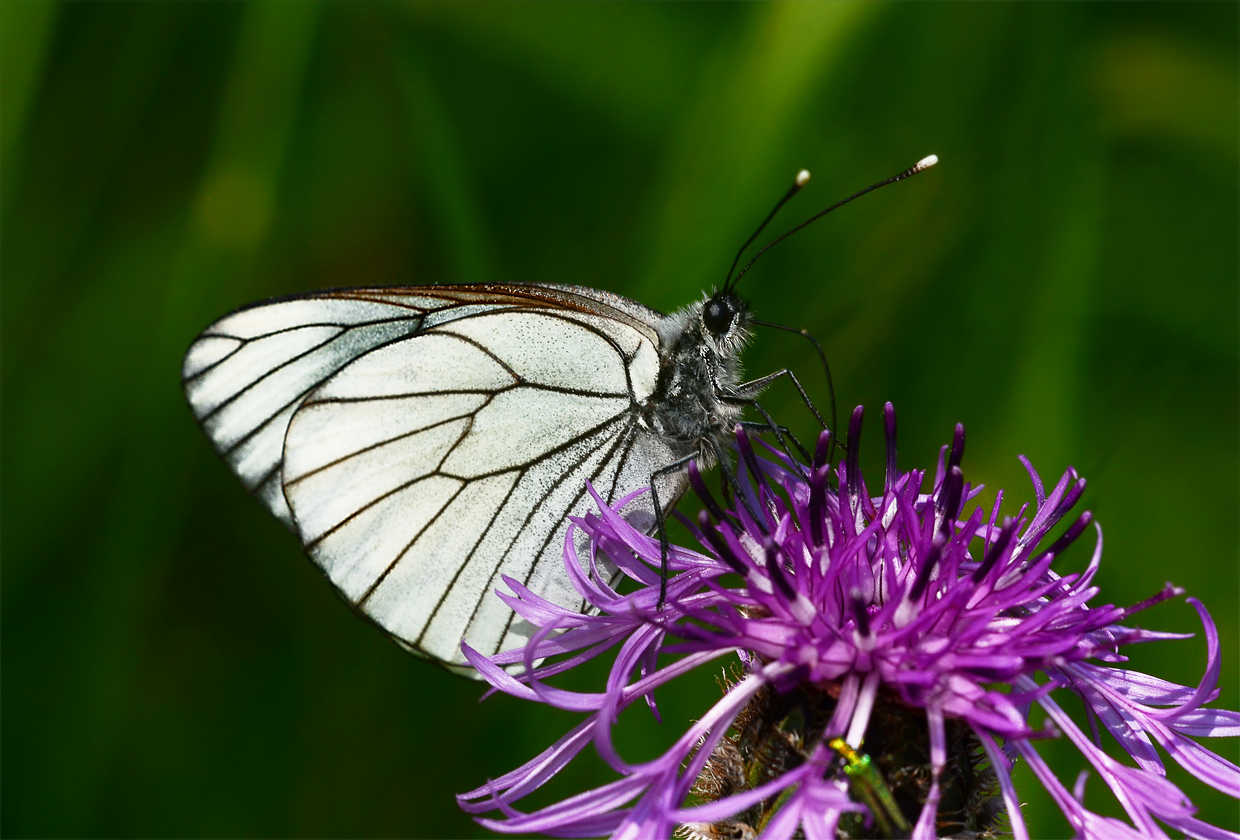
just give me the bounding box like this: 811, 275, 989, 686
3, 3, 1236, 837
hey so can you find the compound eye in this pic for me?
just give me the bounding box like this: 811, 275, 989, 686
702, 298, 734, 335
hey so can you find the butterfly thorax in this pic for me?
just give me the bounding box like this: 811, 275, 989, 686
642, 294, 752, 458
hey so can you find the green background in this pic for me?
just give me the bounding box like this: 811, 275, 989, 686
4, 3, 1236, 837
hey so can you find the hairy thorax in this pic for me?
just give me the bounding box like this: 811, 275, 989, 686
641, 302, 749, 460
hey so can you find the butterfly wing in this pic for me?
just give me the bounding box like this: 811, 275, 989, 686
184, 291, 439, 527
184, 285, 686, 673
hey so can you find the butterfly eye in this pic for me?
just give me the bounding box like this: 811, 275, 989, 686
702, 297, 734, 336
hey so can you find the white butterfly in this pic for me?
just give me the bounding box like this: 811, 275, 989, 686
182, 156, 935, 676
183, 283, 764, 675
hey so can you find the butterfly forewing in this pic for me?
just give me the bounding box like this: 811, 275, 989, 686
183, 285, 687, 674
182, 296, 436, 527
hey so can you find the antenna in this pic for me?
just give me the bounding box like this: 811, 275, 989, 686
730, 155, 938, 288
724, 169, 811, 292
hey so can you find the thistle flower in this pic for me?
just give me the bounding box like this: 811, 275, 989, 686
458, 404, 1239, 839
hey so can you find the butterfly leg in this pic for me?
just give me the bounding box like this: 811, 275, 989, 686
748, 321, 839, 462
720, 393, 809, 480
647, 454, 700, 609
733, 367, 827, 431
731, 365, 839, 473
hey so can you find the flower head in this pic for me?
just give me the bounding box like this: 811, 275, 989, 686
459, 405, 1240, 839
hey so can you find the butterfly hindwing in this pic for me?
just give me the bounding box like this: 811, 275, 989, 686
284, 305, 682, 668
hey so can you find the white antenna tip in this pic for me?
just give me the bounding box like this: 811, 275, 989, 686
916, 154, 938, 171
796, 169, 811, 186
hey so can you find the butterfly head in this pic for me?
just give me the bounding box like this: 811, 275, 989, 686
698, 289, 752, 358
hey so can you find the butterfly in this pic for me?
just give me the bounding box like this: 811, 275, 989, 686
182, 156, 935, 676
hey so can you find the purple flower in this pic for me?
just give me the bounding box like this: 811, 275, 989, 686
458, 404, 1240, 839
